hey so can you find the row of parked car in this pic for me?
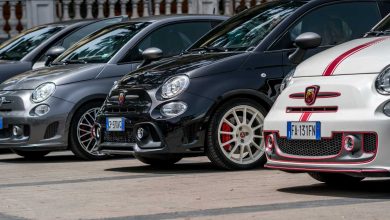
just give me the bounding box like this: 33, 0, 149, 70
1, 0, 390, 183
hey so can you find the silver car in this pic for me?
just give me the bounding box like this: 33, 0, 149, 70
0, 15, 227, 160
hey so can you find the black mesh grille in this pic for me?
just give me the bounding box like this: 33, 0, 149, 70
363, 133, 377, 153
103, 130, 136, 143
44, 122, 59, 139
0, 127, 12, 138
104, 90, 151, 114
277, 134, 343, 157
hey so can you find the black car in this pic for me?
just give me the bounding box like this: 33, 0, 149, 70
96, 0, 390, 170
0, 16, 127, 83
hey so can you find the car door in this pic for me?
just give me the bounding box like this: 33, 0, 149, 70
268, 1, 382, 75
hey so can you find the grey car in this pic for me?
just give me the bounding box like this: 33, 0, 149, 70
0, 17, 127, 83
0, 15, 227, 160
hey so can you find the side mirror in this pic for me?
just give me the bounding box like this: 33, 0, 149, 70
288, 32, 322, 65
139, 47, 163, 68
45, 46, 66, 66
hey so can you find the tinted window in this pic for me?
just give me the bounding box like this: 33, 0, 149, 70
61, 18, 123, 49
272, 2, 381, 50
0, 26, 63, 61
189, 2, 305, 52
372, 10, 390, 31
55, 22, 149, 64
123, 22, 213, 62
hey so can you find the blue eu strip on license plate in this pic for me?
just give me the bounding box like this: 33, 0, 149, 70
0, 117, 3, 129
287, 121, 321, 140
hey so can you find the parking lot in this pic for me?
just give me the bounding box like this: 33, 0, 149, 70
0, 152, 389, 220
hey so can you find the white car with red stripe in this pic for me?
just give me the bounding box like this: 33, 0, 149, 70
263, 36, 390, 184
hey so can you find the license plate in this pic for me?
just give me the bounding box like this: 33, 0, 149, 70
106, 117, 124, 132
287, 121, 321, 140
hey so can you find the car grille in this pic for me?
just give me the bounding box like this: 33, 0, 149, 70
276, 133, 377, 157
276, 134, 343, 157
102, 130, 136, 144
104, 89, 151, 114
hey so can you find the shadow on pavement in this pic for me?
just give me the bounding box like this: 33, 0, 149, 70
0, 152, 130, 164
105, 161, 266, 175
278, 178, 390, 199
0, 149, 11, 154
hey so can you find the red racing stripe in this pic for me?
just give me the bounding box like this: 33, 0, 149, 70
299, 112, 311, 122
323, 37, 389, 76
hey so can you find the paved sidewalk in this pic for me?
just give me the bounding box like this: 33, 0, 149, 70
0, 152, 389, 220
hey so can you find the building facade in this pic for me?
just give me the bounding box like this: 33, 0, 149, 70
0, 0, 270, 41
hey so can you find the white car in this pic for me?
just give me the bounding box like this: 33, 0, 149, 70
263, 34, 390, 184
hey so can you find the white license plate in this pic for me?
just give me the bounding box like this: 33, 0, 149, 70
287, 121, 321, 140
106, 117, 125, 132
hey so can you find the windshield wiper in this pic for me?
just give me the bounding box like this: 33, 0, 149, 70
365, 30, 390, 37
188, 46, 227, 53
63, 59, 87, 64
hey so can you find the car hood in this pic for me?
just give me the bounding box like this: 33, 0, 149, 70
0, 60, 21, 65
120, 52, 245, 86
295, 37, 390, 77
0, 60, 32, 83
0, 63, 105, 90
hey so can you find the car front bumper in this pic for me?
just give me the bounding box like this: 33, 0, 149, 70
264, 74, 390, 177
0, 90, 73, 150
96, 90, 214, 157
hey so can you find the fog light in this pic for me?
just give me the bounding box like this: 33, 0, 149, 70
384, 101, 390, 116
343, 135, 359, 153
34, 104, 50, 116
137, 128, 145, 139
265, 134, 275, 156
12, 125, 23, 137
161, 102, 187, 117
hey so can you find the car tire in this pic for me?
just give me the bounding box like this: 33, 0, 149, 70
12, 149, 50, 159
134, 154, 182, 166
69, 101, 109, 160
206, 98, 267, 170
308, 172, 364, 185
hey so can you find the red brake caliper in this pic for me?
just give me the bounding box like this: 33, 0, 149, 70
221, 122, 232, 151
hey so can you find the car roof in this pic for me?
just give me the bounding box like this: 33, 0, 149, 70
129, 14, 228, 23
37, 16, 129, 28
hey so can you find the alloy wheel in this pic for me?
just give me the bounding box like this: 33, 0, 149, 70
217, 105, 265, 165
76, 107, 103, 156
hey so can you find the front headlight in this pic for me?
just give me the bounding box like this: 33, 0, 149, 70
161, 75, 189, 99
32, 82, 56, 103
376, 67, 390, 95
280, 69, 295, 92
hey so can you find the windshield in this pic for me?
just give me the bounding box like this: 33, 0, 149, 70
189, 1, 304, 52
0, 26, 63, 61
56, 22, 150, 64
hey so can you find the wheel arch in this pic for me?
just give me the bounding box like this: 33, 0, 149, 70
203, 89, 274, 124
64, 94, 107, 149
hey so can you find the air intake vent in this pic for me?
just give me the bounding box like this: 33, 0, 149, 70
286, 106, 338, 113
44, 122, 59, 139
